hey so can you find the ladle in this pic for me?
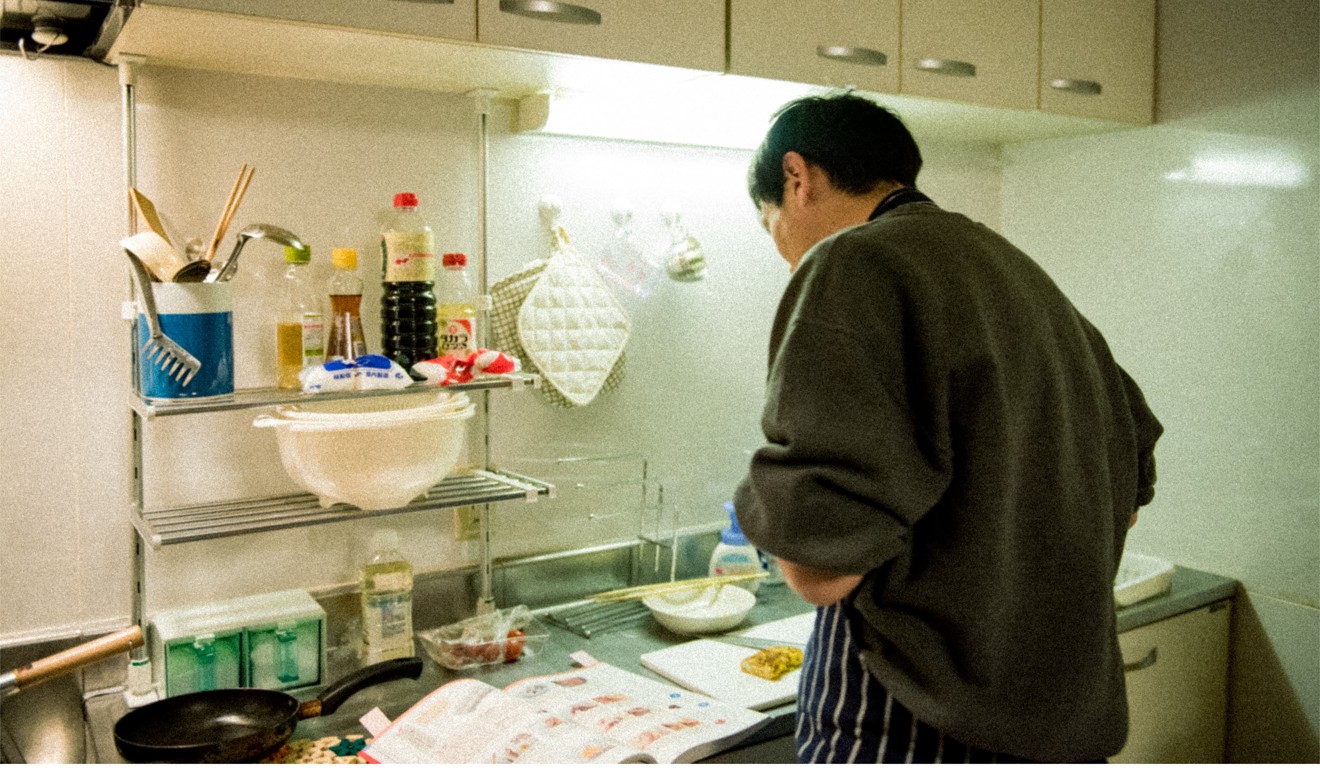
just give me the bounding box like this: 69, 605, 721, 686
209, 224, 306, 282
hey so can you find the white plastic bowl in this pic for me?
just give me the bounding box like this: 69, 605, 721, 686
644, 585, 757, 634
276, 391, 469, 421
254, 400, 474, 510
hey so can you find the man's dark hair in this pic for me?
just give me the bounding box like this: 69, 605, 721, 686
748, 91, 923, 207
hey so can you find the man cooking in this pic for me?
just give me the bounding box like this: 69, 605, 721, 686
733, 92, 1163, 763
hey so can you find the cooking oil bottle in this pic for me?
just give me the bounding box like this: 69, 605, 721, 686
276, 245, 324, 389
435, 252, 478, 358
360, 529, 414, 664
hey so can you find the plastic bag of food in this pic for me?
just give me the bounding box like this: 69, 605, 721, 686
416, 605, 546, 670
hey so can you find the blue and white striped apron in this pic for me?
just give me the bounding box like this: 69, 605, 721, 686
796, 603, 1034, 764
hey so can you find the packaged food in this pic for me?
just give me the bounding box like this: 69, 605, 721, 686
417, 605, 547, 671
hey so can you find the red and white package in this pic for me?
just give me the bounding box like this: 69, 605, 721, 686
412, 349, 520, 386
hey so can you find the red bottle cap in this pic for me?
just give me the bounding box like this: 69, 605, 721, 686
442, 253, 468, 268
393, 192, 419, 208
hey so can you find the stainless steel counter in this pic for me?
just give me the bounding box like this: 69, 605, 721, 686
25, 565, 1237, 764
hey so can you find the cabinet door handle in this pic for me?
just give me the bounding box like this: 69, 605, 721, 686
1123, 647, 1158, 673
1048, 78, 1103, 95
817, 45, 888, 67
914, 58, 977, 77
389, 0, 456, 4
499, 0, 602, 25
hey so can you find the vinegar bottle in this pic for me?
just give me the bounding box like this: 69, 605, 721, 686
360, 529, 415, 665
436, 252, 478, 358
326, 247, 367, 361
380, 192, 437, 376
276, 245, 324, 389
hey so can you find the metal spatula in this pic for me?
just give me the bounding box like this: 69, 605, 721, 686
126, 251, 201, 386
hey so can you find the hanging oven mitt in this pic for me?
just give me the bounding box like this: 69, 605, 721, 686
515, 226, 632, 407
490, 259, 626, 408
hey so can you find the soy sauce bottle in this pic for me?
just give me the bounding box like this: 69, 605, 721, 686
380, 192, 437, 376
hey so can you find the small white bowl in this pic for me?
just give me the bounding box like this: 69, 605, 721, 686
644, 585, 756, 634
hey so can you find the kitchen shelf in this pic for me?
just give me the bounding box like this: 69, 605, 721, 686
129, 373, 539, 419
131, 468, 556, 548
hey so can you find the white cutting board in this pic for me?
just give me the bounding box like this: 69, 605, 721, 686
639, 611, 816, 711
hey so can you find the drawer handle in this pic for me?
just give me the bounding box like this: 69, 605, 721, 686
389, 0, 456, 4
915, 58, 977, 78
1048, 78, 1103, 95
817, 45, 888, 67
1123, 647, 1158, 673
499, 0, 602, 25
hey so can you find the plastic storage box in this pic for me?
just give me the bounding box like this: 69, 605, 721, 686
1113, 552, 1176, 607
150, 589, 326, 696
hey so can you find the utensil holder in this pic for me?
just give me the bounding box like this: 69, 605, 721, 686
135, 282, 234, 401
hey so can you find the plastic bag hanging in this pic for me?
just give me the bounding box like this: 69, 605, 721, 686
597, 202, 661, 302
660, 207, 707, 282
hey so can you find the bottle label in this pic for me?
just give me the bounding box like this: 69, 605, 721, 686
438, 317, 476, 357
301, 312, 324, 364
382, 231, 436, 282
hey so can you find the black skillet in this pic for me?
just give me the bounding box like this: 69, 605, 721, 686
114, 656, 423, 763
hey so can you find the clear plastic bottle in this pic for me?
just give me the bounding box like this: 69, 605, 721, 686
380, 192, 437, 376
326, 247, 368, 361
598, 204, 659, 300
276, 245, 325, 389
708, 501, 763, 593
435, 252, 478, 358
360, 529, 415, 664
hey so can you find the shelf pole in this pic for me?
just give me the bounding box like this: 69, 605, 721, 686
469, 89, 498, 615
118, 53, 158, 705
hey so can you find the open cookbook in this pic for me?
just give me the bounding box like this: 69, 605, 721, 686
359, 662, 771, 764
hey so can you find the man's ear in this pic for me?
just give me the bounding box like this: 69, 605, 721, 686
782, 151, 813, 205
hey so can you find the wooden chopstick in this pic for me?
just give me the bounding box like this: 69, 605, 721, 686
204, 164, 255, 262
586, 572, 769, 603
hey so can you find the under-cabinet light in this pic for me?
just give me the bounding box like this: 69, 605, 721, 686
515, 78, 824, 150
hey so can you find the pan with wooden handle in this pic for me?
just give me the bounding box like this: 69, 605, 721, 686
0, 626, 144, 697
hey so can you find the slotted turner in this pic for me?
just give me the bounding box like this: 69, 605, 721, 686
126, 251, 201, 386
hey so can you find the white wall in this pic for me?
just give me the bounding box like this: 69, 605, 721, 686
0, 55, 1002, 639
1000, 0, 1319, 760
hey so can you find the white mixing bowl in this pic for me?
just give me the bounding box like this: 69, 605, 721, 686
254, 398, 474, 510
643, 585, 757, 634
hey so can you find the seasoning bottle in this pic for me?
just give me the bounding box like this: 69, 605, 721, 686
708, 501, 763, 593
276, 245, 324, 389
360, 529, 415, 665
380, 192, 437, 377
436, 252, 478, 358
326, 247, 367, 361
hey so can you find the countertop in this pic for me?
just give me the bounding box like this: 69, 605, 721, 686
82, 566, 1236, 763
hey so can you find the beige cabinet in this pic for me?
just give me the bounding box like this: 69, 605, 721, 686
477, 0, 723, 72
900, 0, 1039, 111
1114, 600, 1231, 763
144, 0, 477, 42
729, 0, 899, 94
1040, 0, 1155, 124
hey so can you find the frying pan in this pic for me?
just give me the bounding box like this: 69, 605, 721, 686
114, 656, 423, 763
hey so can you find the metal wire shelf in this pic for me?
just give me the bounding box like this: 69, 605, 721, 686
129, 373, 539, 419
131, 468, 555, 548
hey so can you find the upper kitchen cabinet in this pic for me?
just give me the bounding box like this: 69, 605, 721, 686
143, 0, 476, 41
900, 0, 1039, 111
477, 0, 723, 72
729, 0, 900, 94
1040, 0, 1156, 124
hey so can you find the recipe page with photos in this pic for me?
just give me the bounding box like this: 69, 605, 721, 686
504, 662, 770, 763
359, 662, 770, 764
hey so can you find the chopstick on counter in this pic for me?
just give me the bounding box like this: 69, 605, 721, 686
203, 164, 255, 263
585, 572, 769, 604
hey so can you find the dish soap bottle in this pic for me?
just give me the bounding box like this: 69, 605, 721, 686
380, 192, 437, 377
436, 252, 478, 358
708, 501, 763, 593
276, 245, 324, 389
325, 247, 367, 361
360, 529, 415, 664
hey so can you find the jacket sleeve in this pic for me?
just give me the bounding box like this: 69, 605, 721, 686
734, 247, 951, 576
1120, 366, 1163, 508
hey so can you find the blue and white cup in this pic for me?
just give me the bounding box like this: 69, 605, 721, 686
136, 282, 234, 401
